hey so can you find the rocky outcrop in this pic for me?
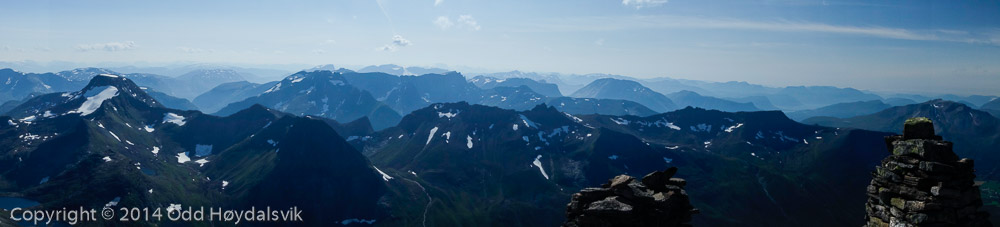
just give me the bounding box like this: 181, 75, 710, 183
564, 167, 698, 227
864, 117, 992, 226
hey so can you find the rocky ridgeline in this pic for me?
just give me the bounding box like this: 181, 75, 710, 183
865, 117, 992, 226
563, 167, 698, 227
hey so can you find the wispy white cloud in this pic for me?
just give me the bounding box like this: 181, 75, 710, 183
312, 49, 326, 54
77, 41, 135, 52
458, 15, 481, 31
595, 38, 605, 46
622, 0, 668, 9
393, 35, 411, 46
323, 39, 337, 45
434, 0, 444, 6
177, 47, 213, 54
434, 16, 454, 30
378, 35, 411, 52
523, 15, 1000, 45
435, 15, 481, 31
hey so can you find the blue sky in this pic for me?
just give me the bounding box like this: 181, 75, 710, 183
1, 0, 998, 95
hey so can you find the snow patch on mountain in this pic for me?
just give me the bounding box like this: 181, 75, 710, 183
108, 131, 121, 142
176, 152, 191, 163
426, 127, 439, 145
532, 155, 549, 180
725, 123, 744, 133
519, 114, 538, 128
438, 110, 460, 119
163, 113, 186, 126
71, 86, 119, 116
264, 82, 282, 93
564, 112, 584, 122
611, 117, 630, 125
373, 166, 393, 181
195, 158, 209, 167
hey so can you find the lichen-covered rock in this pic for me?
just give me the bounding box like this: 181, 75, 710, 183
564, 167, 698, 227
864, 118, 991, 227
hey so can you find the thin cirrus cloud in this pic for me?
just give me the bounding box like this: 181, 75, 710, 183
77, 41, 135, 52
622, 0, 668, 9
525, 15, 1000, 45
434, 16, 454, 30
434, 0, 443, 6
377, 35, 411, 52
177, 47, 213, 54
434, 15, 481, 31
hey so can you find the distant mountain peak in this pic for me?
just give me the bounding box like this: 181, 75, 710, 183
308, 64, 338, 72
178, 68, 246, 81
57, 67, 119, 81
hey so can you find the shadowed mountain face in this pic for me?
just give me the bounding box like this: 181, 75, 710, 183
347, 102, 889, 226
983, 98, 1000, 111
666, 90, 759, 112
803, 100, 1000, 180
145, 89, 199, 110
215, 70, 402, 130
470, 76, 563, 97
786, 100, 891, 121
338, 71, 482, 115
478, 85, 658, 117
192, 81, 279, 113
0, 74, 389, 225
571, 78, 678, 112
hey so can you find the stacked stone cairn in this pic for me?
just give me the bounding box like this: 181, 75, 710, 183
564, 167, 698, 227
864, 117, 992, 226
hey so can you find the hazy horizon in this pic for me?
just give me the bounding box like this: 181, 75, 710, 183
2, 0, 998, 95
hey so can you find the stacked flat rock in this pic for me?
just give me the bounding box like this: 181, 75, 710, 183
864, 117, 992, 227
563, 167, 698, 227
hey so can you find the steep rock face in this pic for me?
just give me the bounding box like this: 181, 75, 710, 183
864, 118, 991, 226
564, 167, 697, 227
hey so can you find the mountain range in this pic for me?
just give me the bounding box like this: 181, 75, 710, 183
346, 101, 891, 226
0, 74, 387, 224
357, 64, 451, 76
1, 67, 999, 226
0, 67, 262, 113
215, 70, 403, 130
